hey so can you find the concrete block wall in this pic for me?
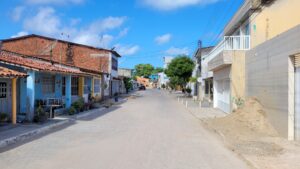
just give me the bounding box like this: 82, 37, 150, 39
246, 24, 300, 138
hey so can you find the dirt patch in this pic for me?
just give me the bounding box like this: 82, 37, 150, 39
204, 97, 300, 169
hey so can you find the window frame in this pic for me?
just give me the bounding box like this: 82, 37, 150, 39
71, 77, 79, 96
0, 82, 7, 98
42, 76, 55, 94
94, 78, 101, 93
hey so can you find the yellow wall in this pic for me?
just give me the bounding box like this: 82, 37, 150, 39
11, 78, 17, 124
251, 0, 300, 48
230, 51, 246, 110
78, 77, 84, 97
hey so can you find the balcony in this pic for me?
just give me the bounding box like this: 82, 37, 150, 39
206, 35, 250, 71
204, 36, 250, 62
224, 35, 251, 50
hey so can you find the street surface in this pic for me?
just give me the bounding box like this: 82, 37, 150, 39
0, 90, 249, 169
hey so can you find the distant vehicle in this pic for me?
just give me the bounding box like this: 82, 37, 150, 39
139, 85, 146, 90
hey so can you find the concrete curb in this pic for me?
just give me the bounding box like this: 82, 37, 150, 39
0, 107, 107, 149
73, 107, 106, 119
0, 119, 71, 149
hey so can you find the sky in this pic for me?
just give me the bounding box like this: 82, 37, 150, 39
0, 0, 244, 68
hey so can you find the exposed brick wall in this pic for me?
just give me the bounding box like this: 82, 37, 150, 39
2, 36, 110, 73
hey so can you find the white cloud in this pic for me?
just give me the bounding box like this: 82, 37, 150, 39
155, 33, 172, 45
11, 31, 29, 38
165, 47, 189, 56
70, 18, 81, 26
15, 5, 132, 50
24, 7, 60, 35
26, 0, 84, 5
21, 7, 127, 48
71, 16, 127, 47
11, 6, 25, 22
141, 0, 219, 10
115, 44, 140, 56
117, 28, 129, 38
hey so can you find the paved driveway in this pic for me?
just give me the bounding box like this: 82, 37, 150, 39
0, 90, 249, 169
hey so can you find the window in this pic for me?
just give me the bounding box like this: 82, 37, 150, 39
62, 77, 66, 96
205, 80, 209, 94
94, 79, 101, 93
42, 76, 55, 94
0, 82, 7, 98
112, 58, 118, 71
71, 77, 79, 96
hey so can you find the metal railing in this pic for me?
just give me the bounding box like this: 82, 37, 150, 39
203, 35, 251, 62
224, 35, 251, 50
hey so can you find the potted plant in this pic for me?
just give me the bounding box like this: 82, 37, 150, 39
186, 87, 192, 96
68, 106, 77, 115
71, 98, 85, 113
33, 105, 48, 123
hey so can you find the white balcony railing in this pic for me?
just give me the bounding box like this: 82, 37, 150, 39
203, 35, 251, 62
224, 35, 251, 50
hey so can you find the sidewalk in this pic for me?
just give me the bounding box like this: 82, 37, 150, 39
0, 91, 136, 150
0, 106, 108, 150
167, 90, 226, 119
167, 90, 300, 169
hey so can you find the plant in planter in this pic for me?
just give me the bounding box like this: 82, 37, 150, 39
186, 87, 192, 96
33, 105, 48, 123
72, 98, 85, 112
0, 113, 8, 123
68, 106, 77, 115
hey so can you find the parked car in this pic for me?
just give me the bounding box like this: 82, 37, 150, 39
139, 85, 146, 90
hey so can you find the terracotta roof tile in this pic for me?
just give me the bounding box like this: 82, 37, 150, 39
0, 66, 27, 77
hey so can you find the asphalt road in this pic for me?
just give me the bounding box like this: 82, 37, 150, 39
0, 89, 249, 169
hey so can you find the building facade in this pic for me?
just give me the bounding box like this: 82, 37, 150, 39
190, 46, 214, 102
205, 0, 300, 140
158, 56, 173, 88
0, 34, 121, 122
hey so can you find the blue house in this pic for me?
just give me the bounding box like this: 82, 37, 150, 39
0, 50, 101, 122
149, 74, 159, 82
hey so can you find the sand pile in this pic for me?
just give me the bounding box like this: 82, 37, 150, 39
208, 97, 278, 138
204, 98, 300, 169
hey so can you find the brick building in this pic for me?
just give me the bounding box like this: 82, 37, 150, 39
0, 34, 121, 123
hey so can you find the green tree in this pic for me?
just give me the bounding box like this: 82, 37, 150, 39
165, 55, 195, 90
152, 67, 164, 74
134, 64, 154, 78
123, 77, 132, 93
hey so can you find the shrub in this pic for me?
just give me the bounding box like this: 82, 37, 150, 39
72, 97, 85, 112
68, 106, 77, 115
33, 105, 48, 123
186, 87, 192, 94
